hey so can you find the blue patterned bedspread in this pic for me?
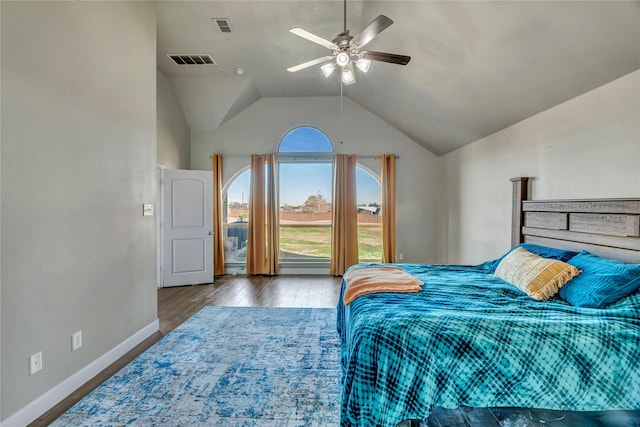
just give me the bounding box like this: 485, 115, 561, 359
337, 263, 640, 427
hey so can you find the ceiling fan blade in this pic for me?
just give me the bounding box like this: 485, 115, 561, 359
351, 15, 394, 48
362, 51, 411, 66
287, 56, 335, 73
289, 27, 336, 49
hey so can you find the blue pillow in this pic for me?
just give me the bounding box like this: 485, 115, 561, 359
484, 243, 579, 272
559, 251, 640, 308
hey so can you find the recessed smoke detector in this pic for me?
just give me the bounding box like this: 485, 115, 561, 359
167, 54, 217, 66
213, 18, 233, 33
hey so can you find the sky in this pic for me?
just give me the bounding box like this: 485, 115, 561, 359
227, 164, 381, 206
226, 126, 381, 206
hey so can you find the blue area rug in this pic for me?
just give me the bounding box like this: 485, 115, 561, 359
51, 307, 341, 426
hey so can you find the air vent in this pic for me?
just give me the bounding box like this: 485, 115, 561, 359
213, 18, 233, 33
167, 54, 217, 66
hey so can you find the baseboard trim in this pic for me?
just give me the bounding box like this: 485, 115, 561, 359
1, 319, 159, 427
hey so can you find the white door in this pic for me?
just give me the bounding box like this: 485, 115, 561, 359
161, 169, 213, 287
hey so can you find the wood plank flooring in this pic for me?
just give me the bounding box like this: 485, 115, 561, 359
31, 275, 639, 426
157, 275, 342, 334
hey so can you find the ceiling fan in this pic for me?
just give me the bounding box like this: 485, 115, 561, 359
286, 0, 411, 85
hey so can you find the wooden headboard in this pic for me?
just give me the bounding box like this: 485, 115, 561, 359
511, 177, 640, 264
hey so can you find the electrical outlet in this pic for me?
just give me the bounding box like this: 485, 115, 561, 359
398, 253, 404, 262
29, 351, 43, 375
72, 331, 82, 351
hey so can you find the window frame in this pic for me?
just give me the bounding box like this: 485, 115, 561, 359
277, 126, 334, 265
354, 164, 383, 263
222, 167, 251, 265
277, 125, 334, 154
221, 126, 383, 267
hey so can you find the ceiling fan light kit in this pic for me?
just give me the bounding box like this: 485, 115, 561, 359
355, 58, 371, 73
287, 0, 410, 86
336, 51, 350, 67
342, 63, 356, 85
321, 62, 336, 78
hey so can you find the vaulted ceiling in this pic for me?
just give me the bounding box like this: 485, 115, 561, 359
157, 1, 640, 156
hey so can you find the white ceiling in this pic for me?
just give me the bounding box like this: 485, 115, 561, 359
157, 1, 640, 156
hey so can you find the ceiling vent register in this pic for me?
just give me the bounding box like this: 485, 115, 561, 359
168, 54, 217, 66
213, 18, 233, 33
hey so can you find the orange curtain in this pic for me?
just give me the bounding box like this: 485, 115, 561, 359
330, 154, 359, 276
381, 154, 396, 263
266, 154, 279, 275
212, 155, 225, 275
246, 154, 279, 275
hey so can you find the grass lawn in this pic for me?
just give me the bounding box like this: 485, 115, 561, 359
279, 225, 382, 260
358, 226, 383, 261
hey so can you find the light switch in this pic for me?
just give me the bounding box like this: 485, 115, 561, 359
143, 204, 154, 216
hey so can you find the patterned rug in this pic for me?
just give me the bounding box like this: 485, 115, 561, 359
51, 307, 342, 426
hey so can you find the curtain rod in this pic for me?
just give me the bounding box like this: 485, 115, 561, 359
210, 154, 399, 160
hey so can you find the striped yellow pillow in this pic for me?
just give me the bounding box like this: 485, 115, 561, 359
495, 247, 580, 300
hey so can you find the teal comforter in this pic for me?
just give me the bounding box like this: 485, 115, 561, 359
337, 263, 640, 427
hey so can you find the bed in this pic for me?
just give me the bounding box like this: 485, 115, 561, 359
337, 177, 640, 427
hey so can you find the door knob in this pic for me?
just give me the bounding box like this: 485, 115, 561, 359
208, 231, 213, 235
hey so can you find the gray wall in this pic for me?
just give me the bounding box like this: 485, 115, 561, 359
157, 71, 191, 169
191, 96, 441, 265
440, 70, 640, 265
1, 1, 158, 420
0, 2, 3, 420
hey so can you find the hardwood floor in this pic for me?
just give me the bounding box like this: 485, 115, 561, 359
157, 275, 342, 334
31, 275, 639, 426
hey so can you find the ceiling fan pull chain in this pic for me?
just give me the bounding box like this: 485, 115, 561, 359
340, 78, 344, 127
